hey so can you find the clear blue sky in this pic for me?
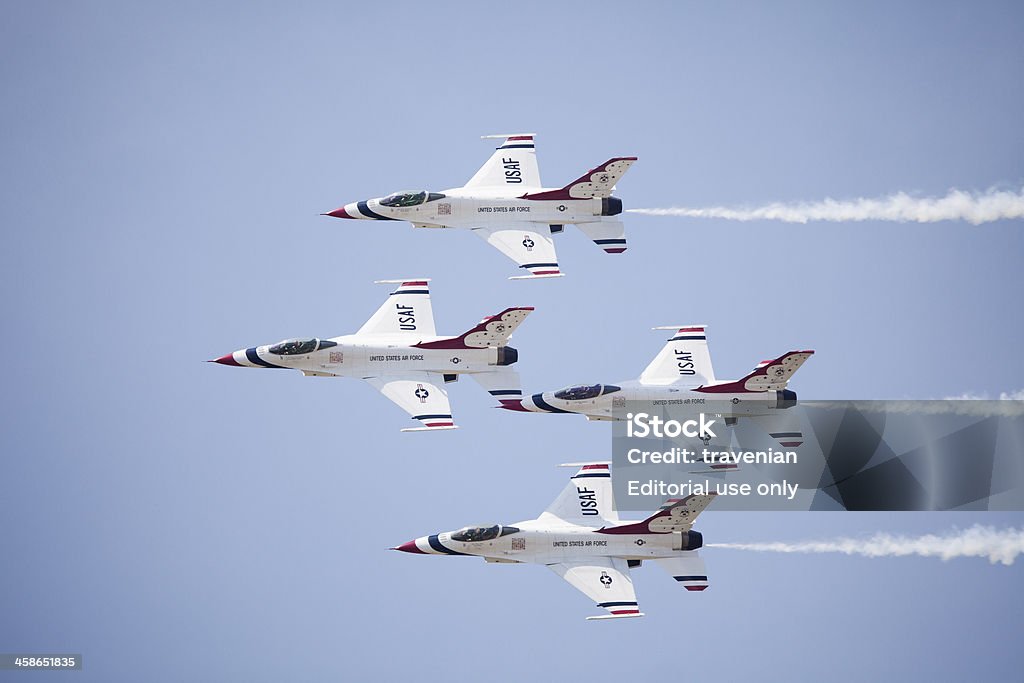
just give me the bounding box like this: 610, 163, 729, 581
1, 1, 1022, 681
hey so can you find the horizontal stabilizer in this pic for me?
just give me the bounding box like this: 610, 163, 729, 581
575, 219, 627, 254
468, 368, 523, 405
509, 271, 565, 280
655, 553, 709, 592
586, 612, 645, 621
749, 409, 808, 449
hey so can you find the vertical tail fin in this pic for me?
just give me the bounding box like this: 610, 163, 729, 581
414, 307, 534, 349
600, 494, 717, 535
522, 157, 637, 200
696, 350, 815, 393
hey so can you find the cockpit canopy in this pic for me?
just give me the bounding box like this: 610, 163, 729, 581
451, 525, 520, 542
268, 338, 337, 356
380, 190, 427, 207
379, 190, 446, 207
553, 384, 622, 401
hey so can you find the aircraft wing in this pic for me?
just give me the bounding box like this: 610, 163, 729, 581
470, 224, 563, 280
364, 373, 457, 432
639, 325, 716, 386
356, 280, 436, 338
548, 557, 643, 620
466, 134, 541, 189
538, 462, 619, 527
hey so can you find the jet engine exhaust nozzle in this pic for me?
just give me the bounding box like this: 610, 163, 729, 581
777, 389, 797, 409
601, 196, 623, 216
674, 530, 704, 551
495, 345, 518, 366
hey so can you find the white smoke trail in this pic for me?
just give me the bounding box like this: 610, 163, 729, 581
801, 392, 1024, 417
709, 525, 1024, 565
943, 389, 1024, 402
628, 187, 1024, 225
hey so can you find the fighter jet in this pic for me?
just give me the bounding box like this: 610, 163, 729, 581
501, 325, 814, 449
394, 462, 714, 620
210, 279, 531, 431
323, 134, 636, 279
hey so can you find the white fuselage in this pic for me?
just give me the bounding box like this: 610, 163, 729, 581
332, 188, 609, 229
404, 521, 699, 565
222, 333, 508, 378
508, 379, 795, 420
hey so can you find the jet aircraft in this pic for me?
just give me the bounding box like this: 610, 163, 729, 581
501, 325, 814, 449
210, 280, 531, 431
394, 462, 714, 619
324, 134, 636, 279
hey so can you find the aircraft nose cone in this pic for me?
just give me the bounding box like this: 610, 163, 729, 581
323, 206, 353, 219
209, 353, 241, 366
392, 540, 425, 554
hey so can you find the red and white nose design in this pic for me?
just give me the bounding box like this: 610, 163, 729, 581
210, 352, 241, 366
392, 539, 427, 554
499, 393, 564, 414
322, 200, 395, 221
391, 535, 463, 555
323, 203, 359, 219
497, 398, 530, 412
208, 348, 286, 369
